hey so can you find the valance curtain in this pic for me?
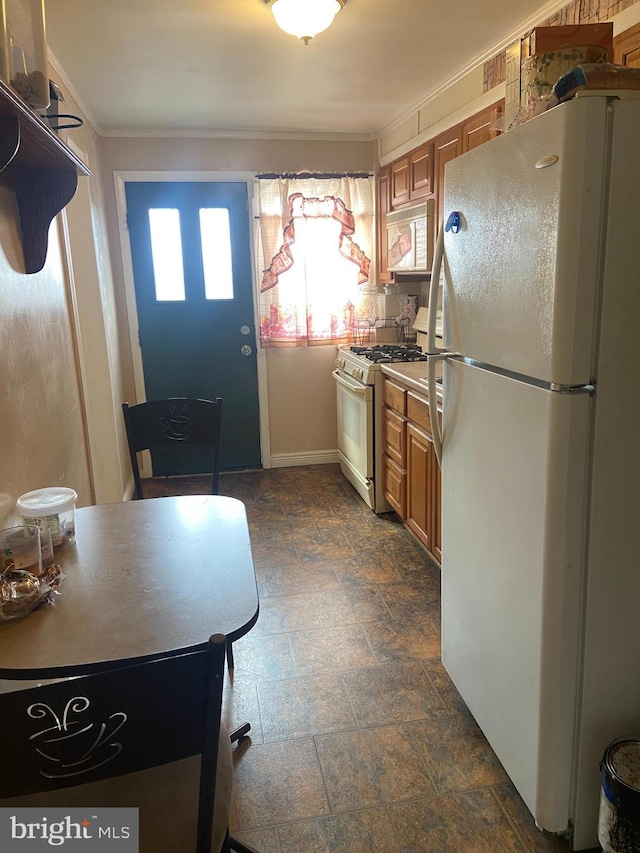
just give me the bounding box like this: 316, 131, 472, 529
257, 176, 374, 346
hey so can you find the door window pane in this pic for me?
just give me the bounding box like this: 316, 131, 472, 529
148, 209, 186, 301
200, 208, 234, 300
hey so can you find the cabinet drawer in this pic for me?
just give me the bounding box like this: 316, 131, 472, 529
407, 391, 432, 435
383, 407, 406, 465
384, 455, 406, 519
384, 379, 406, 414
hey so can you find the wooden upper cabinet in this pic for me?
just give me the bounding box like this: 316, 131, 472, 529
613, 22, 640, 68
391, 157, 410, 207
462, 100, 504, 153
409, 142, 434, 199
434, 125, 463, 231
376, 165, 393, 283
380, 100, 504, 248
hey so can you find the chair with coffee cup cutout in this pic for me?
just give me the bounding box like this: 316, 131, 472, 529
0, 633, 259, 853
122, 397, 223, 502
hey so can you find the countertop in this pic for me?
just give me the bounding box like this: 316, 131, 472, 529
380, 361, 443, 407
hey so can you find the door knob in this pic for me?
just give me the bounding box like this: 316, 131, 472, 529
241, 345, 253, 356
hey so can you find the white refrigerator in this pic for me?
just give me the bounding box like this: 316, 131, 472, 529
425, 93, 640, 850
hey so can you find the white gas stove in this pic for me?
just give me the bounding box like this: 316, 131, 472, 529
333, 343, 432, 513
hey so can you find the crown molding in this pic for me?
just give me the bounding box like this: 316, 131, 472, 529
379, 0, 570, 138
99, 127, 376, 142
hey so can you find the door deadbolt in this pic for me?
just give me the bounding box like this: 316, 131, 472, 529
241, 345, 253, 356
240, 325, 251, 335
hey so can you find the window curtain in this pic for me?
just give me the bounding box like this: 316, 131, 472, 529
257, 176, 374, 346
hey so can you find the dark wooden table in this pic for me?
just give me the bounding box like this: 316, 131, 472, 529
0, 496, 259, 679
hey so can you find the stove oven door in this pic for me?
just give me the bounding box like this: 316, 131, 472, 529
333, 369, 374, 507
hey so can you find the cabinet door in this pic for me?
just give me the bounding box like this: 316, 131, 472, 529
434, 125, 463, 232
409, 142, 434, 199
613, 22, 640, 67
391, 156, 410, 207
384, 454, 407, 519
462, 101, 504, 153
383, 406, 406, 466
377, 165, 393, 283
406, 422, 436, 553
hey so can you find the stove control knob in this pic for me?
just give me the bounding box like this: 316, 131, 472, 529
336, 357, 345, 370
355, 368, 363, 381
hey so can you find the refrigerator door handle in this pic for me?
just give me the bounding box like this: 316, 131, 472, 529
427, 353, 449, 468
427, 218, 457, 355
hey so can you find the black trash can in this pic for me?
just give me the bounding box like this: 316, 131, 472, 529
598, 739, 640, 852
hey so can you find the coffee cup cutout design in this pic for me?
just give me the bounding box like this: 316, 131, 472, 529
27, 697, 127, 779
159, 404, 191, 441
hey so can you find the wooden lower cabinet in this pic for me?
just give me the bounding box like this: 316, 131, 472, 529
406, 423, 438, 554
382, 376, 441, 563
383, 454, 406, 518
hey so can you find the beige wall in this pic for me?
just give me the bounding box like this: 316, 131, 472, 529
0, 192, 92, 519
265, 346, 340, 458
0, 69, 132, 521
99, 136, 376, 463
54, 80, 132, 503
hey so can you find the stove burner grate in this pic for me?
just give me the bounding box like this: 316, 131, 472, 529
349, 344, 429, 363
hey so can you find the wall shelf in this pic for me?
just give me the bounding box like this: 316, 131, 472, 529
0, 79, 90, 274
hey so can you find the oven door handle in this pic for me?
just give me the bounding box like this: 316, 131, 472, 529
332, 370, 372, 398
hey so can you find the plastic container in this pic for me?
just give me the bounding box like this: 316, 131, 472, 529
599, 739, 640, 852
17, 487, 77, 551
0, 0, 49, 109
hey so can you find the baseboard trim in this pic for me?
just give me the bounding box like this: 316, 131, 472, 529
270, 450, 340, 468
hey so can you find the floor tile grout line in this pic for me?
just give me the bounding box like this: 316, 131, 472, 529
235, 800, 405, 835
402, 718, 442, 799
488, 786, 531, 853
419, 660, 455, 717
250, 679, 266, 747
232, 786, 535, 835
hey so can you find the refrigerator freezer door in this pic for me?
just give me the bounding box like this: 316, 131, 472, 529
443, 96, 609, 386
441, 360, 591, 832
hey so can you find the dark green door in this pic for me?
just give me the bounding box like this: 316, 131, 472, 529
125, 181, 261, 474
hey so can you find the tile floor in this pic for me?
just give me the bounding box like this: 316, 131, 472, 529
143, 465, 599, 853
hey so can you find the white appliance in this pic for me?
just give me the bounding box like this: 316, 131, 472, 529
386, 199, 435, 273
424, 93, 640, 850
334, 343, 431, 513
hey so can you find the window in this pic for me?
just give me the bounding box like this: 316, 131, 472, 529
257, 176, 374, 346
148, 208, 186, 301
199, 208, 234, 300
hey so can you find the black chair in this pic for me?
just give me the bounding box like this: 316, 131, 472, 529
122, 397, 236, 671
122, 397, 223, 501
0, 634, 258, 853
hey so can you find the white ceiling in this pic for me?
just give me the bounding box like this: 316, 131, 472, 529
45, 0, 563, 137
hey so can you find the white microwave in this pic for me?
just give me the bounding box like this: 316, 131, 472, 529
386, 198, 435, 273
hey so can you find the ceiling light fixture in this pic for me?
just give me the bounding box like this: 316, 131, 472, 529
266, 0, 346, 45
